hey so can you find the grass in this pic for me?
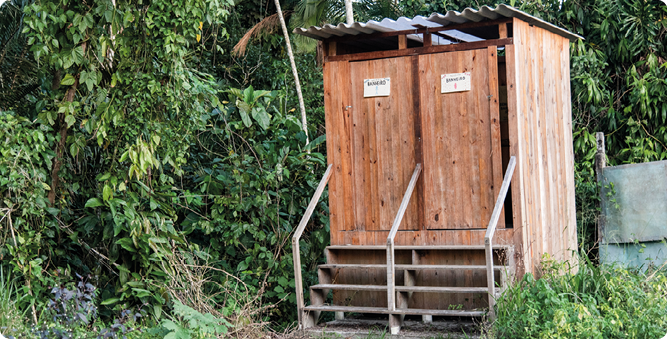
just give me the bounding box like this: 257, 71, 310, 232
0, 266, 27, 337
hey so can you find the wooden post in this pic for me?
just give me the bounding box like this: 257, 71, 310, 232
327, 41, 337, 56
423, 32, 432, 47
485, 239, 496, 319
398, 35, 407, 50
498, 23, 508, 39
595, 132, 606, 245
386, 243, 396, 311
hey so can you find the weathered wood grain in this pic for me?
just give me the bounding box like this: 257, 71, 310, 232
419, 49, 502, 230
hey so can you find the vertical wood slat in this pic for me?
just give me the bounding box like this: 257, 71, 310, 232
468, 49, 482, 229
412, 55, 425, 237
543, 30, 559, 260
350, 61, 370, 233
535, 27, 549, 264
341, 71, 355, 233
513, 18, 535, 273
553, 36, 566, 259
560, 37, 578, 262
487, 46, 504, 227
323, 61, 347, 244
505, 40, 526, 276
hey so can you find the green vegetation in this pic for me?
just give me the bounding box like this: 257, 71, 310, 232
0, 0, 666, 337
493, 257, 667, 338
0, 268, 28, 337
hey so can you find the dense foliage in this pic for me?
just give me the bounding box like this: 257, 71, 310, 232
493, 257, 667, 338
0, 0, 666, 336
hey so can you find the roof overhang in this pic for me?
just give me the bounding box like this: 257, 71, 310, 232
293, 4, 582, 44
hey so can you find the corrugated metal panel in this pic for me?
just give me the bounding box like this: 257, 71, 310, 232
293, 4, 582, 42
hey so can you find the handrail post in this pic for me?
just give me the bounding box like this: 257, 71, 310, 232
484, 156, 516, 321
292, 164, 333, 329
386, 164, 421, 334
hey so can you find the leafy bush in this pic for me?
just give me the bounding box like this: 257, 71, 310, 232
160, 301, 231, 339
182, 86, 329, 325
28, 273, 144, 339
493, 255, 667, 338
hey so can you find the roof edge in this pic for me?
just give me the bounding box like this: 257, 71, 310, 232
293, 4, 583, 42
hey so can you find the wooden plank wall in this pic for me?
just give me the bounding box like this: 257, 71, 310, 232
510, 18, 577, 275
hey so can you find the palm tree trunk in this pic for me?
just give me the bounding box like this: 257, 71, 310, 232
273, 0, 309, 144
344, 0, 354, 24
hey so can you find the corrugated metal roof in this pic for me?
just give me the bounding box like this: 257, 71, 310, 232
293, 4, 582, 42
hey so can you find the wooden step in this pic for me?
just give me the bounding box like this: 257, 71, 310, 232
311, 284, 499, 294
396, 286, 499, 293
303, 305, 485, 317
326, 245, 511, 251
319, 264, 508, 271
311, 284, 387, 291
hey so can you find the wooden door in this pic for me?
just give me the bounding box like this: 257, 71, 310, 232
349, 56, 419, 231
323, 56, 420, 236
419, 47, 503, 230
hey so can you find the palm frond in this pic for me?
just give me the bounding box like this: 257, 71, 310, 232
0, 0, 40, 113
233, 12, 292, 57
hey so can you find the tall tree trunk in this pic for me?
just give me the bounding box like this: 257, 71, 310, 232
273, 0, 309, 145
47, 76, 79, 205
344, 0, 354, 24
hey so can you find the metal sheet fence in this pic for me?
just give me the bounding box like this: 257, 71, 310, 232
598, 159, 667, 267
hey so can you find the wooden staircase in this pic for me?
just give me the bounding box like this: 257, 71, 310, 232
293, 157, 517, 334
303, 244, 513, 334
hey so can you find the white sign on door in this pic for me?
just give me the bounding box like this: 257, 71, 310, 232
441, 72, 471, 93
363, 77, 391, 98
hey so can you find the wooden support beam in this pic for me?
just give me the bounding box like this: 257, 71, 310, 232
499, 23, 508, 39
325, 38, 513, 62
422, 33, 432, 47
327, 41, 337, 56
398, 35, 407, 49
324, 18, 513, 43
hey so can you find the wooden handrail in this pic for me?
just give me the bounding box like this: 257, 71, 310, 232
484, 156, 516, 320
386, 163, 422, 313
292, 164, 333, 329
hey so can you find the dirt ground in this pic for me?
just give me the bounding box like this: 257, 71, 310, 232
284, 315, 483, 339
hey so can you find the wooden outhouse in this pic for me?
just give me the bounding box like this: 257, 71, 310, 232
291, 5, 581, 333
